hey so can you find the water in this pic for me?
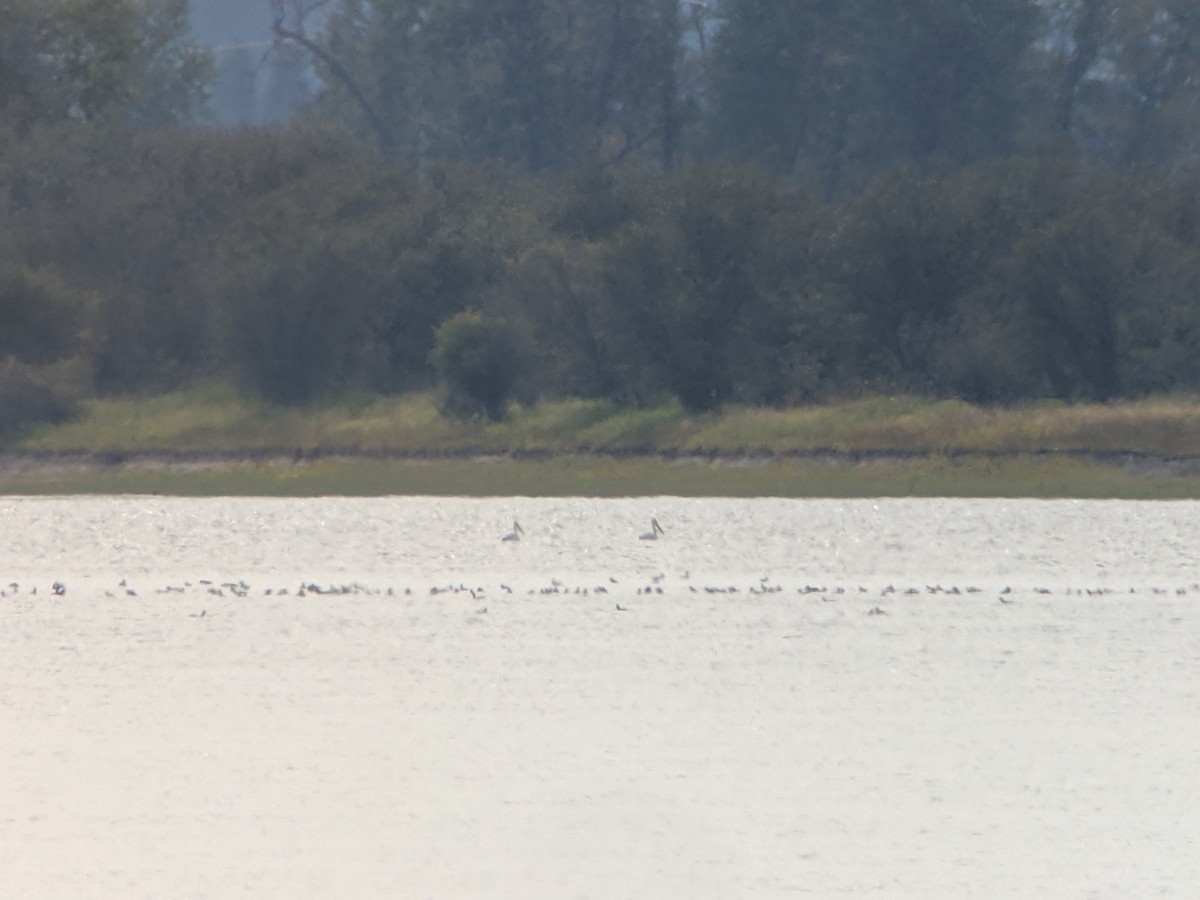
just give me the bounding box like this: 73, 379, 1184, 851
2, 497, 1199, 898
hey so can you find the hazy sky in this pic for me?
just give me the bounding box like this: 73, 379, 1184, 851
188, 0, 275, 47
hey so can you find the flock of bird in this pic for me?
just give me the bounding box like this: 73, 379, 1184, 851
5, 568, 1197, 622
4, 517, 1195, 616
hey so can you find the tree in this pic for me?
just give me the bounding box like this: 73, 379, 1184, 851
886, 1, 1042, 164
1109, 0, 1200, 167
602, 164, 783, 411
0, 0, 212, 132
0, 266, 90, 364
0, 125, 227, 391
1039, 0, 1200, 167
269, 0, 398, 156
821, 170, 969, 390
1011, 208, 1128, 400
285, 0, 685, 169
813, 154, 1118, 401
704, 0, 877, 183
1043, 0, 1108, 137
705, 0, 1042, 192
0, 266, 91, 436
230, 250, 369, 405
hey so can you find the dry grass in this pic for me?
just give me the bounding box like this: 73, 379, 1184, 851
18, 385, 1200, 457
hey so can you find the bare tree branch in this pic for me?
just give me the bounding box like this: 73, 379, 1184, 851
268, 0, 395, 157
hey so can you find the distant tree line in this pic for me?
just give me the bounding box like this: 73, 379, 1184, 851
281, 0, 1200, 188
1, 1, 1199, 429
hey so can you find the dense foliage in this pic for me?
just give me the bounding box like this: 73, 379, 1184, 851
431, 311, 520, 421
1, 0, 1199, 430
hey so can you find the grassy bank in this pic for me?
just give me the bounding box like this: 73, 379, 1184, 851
6, 384, 1200, 496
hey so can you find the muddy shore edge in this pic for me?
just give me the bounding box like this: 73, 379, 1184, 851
5, 446, 1200, 477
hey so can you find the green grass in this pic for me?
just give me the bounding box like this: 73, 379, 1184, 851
8, 384, 1200, 496
2, 453, 1199, 498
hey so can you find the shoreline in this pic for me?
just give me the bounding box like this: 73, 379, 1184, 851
7, 444, 1200, 465
5, 445, 1200, 472
5, 446, 1200, 497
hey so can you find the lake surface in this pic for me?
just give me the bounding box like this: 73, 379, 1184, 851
3, 496, 1199, 898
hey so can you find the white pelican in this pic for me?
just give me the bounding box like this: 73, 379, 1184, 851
639, 518, 665, 540
501, 520, 525, 542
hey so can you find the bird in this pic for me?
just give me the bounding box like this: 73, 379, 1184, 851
501, 520, 525, 542
639, 518, 665, 540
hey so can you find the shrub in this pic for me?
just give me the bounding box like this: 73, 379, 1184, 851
431, 312, 518, 422
0, 266, 88, 363
229, 252, 368, 405
0, 357, 81, 439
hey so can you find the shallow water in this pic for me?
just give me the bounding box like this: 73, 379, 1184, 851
3, 497, 1199, 898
